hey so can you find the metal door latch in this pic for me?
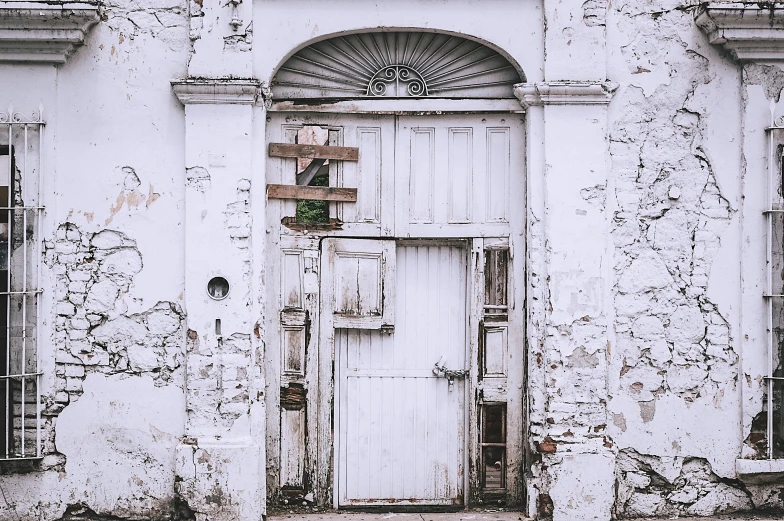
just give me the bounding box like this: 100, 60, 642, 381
433, 357, 468, 390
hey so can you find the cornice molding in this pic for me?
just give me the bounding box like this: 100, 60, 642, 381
171, 79, 261, 105
695, 3, 784, 63
513, 81, 617, 108
0, 1, 99, 63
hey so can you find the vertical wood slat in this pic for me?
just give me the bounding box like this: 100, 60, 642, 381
483, 326, 508, 377
282, 250, 304, 309
280, 408, 306, 488
344, 127, 382, 223
282, 326, 305, 376
484, 249, 508, 310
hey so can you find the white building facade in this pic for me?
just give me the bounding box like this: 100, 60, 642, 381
0, 1, 783, 520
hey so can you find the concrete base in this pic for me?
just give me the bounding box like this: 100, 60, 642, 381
176, 438, 264, 521
548, 453, 615, 521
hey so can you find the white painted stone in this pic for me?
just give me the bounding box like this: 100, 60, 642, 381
618, 250, 673, 294
550, 454, 615, 521
84, 279, 120, 314
686, 483, 752, 516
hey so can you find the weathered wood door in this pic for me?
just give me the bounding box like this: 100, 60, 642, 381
324, 239, 468, 506
266, 112, 525, 508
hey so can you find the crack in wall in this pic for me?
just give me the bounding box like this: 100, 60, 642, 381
101, 0, 189, 51
606, 3, 750, 517
612, 8, 735, 407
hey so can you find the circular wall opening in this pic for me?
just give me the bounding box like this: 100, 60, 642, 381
207, 276, 230, 300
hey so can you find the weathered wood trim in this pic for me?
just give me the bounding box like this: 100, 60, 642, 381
269, 143, 359, 161
267, 185, 358, 202
268, 99, 525, 114
468, 238, 484, 504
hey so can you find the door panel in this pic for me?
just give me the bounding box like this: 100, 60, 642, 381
394, 115, 524, 238
337, 243, 468, 506
323, 238, 395, 330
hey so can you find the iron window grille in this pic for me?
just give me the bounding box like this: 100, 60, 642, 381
0, 105, 44, 460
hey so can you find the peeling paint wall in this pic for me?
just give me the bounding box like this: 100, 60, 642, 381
0, 0, 188, 516
2, 0, 784, 519
522, 0, 784, 519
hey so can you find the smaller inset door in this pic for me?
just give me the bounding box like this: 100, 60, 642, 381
323, 240, 468, 506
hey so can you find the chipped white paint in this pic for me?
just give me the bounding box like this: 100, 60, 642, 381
1, 0, 784, 520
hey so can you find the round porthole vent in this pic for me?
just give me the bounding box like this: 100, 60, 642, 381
207, 276, 230, 300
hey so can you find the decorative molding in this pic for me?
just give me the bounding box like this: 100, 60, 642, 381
0, 1, 99, 63
695, 3, 784, 63
271, 31, 523, 100
268, 98, 524, 114
513, 81, 617, 107
226, 0, 243, 31
171, 79, 261, 105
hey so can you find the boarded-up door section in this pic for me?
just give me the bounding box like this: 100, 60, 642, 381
267, 115, 395, 236
323, 238, 395, 330
336, 244, 468, 506
395, 115, 523, 236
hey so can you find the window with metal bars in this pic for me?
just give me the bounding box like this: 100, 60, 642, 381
0, 106, 44, 461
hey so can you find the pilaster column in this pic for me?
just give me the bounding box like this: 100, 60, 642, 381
171, 80, 265, 521
517, 81, 616, 521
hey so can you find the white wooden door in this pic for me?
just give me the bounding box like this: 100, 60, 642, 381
334, 242, 468, 506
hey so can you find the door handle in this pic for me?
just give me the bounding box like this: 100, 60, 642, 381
432, 357, 468, 384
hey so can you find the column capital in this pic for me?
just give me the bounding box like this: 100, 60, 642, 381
514, 81, 617, 108
695, 3, 784, 63
171, 78, 262, 105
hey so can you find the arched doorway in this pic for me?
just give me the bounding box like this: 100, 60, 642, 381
264, 30, 527, 510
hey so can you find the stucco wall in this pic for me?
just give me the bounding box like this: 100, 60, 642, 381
0, 0, 781, 520
0, 0, 188, 517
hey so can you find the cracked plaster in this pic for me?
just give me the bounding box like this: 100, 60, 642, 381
4, 0, 784, 519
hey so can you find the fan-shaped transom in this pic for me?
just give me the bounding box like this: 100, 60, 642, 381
272, 31, 523, 100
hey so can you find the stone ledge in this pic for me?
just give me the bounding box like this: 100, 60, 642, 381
0, 1, 99, 63
695, 3, 784, 63
513, 81, 617, 108
172, 79, 261, 105
736, 458, 784, 484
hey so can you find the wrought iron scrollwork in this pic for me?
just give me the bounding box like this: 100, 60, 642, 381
0, 104, 44, 124
367, 65, 428, 97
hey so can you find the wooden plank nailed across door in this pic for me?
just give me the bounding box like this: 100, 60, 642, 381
267, 184, 358, 202
269, 143, 359, 161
